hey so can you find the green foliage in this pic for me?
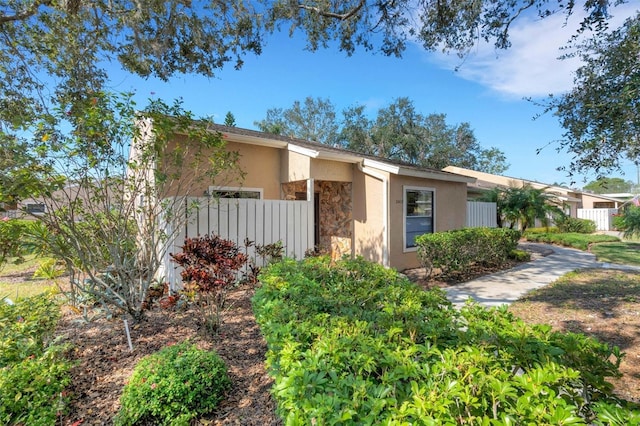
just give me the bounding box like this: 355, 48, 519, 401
509, 248, 531, 262
544, 12, 640, 178
525, 233, 620, 251
115, 342, 230, 426
0, 219, 31, 270
612, 206, 640, 239
526, 226, 560, 234
0, 294, 71, 425
254, 257, 638, 424
555, 216, 597, 234
415, 227, 520, 278
583, 177, 634, 194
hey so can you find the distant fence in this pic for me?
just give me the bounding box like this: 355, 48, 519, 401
577, 208, 618, 231
160, 197, 314, 289
466, 201, 497, 228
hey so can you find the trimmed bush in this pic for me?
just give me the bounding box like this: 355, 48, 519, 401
525, 232, 620, 250
115, 342, 230, 426
415, 227, 520, 277
254, 257, 637, 424
555, 216, 597, 234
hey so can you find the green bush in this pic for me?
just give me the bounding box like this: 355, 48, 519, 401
555, 216, 597, 234
613, 206, 640, 239
525, 232, 620, 250
526, 226, 560, 234
415, 227, 520, 277
0, 294, 71, 425
0, 219, 34, 270
115, 342, 231, 426
509, 248, 531, 262
254, 257, 639, 424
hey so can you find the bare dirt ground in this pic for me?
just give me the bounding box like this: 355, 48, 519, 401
5, 242, 638, 424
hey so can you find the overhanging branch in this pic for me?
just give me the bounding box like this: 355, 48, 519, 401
298, 0, 366, 20
0, 0, 53, 23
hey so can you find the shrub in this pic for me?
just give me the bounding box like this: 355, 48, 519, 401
0, 218, 33, 270
613, 206, 640, 239
115, 342, 230, 426
525, 232, 620, 250
509, 248, 531, 262
555, 215, 597, 234
0, 294, 71, 425
254, 257, 638, 424
526, 226, 560, 234
171, 234, 248, 333
415, 227, 520, 278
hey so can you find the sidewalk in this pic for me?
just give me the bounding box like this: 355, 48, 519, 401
444, 242, 640, 308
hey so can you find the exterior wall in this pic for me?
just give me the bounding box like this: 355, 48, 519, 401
281, 150, 311, 182
310, 158, 353, 182
388, 175, 467, 271
579, 193, 618, 209
352, 169, 386, 265
162, 137, 282, 199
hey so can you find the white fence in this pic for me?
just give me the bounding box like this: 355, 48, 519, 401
466, 201, 497, 228
577, 208, 618, 231
160, 197, 314, 288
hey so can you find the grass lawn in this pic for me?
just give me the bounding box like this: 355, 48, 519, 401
591, 242, 640, 266
0, 255, 57, 300
509, 269, 640, 403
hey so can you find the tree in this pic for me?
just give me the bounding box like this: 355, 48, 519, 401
0, 1, 622, 132
255, 96, 340, 145
543, 12, 640, 179
22, 93, 242, 320
341, 98, 509, 172
224, 112, 237, 127
481, 185, 563, 232
583, 177, 634, 194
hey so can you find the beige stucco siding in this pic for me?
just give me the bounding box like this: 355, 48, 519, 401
388, 176, 468, 271
281, 150, 311, 182
352, 168, 386, 265
310, 159, 353, 182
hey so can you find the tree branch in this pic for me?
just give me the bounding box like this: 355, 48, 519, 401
298, 0, 366, 20
0, 0, 52, 23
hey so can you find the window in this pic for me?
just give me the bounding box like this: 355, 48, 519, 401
404, 187, 434, 250
207, 187, 262, 199
25, 203, 45, 214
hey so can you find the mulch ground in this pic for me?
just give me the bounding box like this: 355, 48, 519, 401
56, 286, 281, 426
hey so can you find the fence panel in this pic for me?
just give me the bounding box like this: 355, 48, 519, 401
161, 197, 314, 288
466, 201, 497, 228
577, 208, 618, 231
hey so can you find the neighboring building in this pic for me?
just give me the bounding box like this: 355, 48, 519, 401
443, 166, 625, 215
137, 124, 475, 273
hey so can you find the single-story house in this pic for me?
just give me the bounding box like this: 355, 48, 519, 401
443, 166, 626, 214
139, 123, 474, 274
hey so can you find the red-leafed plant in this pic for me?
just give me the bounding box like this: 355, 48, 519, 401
170, 234, 248, 333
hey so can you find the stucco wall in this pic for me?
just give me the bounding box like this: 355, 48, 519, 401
162, 137, 282, 199
388, 175, 468, 271
579, 193, 617, 209
281, 150, 311, 183
352, 169, 385, 265
311, 158, 353, 182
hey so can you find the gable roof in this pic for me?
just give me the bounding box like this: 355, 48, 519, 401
212, 124, 474, 184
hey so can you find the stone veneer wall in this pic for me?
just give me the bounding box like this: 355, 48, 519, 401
281, 180, 353, 259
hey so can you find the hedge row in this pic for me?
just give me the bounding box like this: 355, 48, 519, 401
525, 232, 620, 251
254, 257, 639, 425
415, 227, 520, 277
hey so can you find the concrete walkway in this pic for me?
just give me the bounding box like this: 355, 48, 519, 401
444, 242, 640, 308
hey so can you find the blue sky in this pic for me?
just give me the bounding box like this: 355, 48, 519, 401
109, 3, 639, 188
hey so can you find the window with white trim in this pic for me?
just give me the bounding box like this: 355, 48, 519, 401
404, 187, 434, 250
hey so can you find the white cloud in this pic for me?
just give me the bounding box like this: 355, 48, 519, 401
428, 4, 638, 98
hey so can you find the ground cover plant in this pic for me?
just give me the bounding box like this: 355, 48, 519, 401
524, 232, 620, 250
509, 269, 640, 406
254, 256, 639, 424
0, 293, 71, 425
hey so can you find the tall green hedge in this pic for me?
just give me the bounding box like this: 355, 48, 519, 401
415, 227, 520, 277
